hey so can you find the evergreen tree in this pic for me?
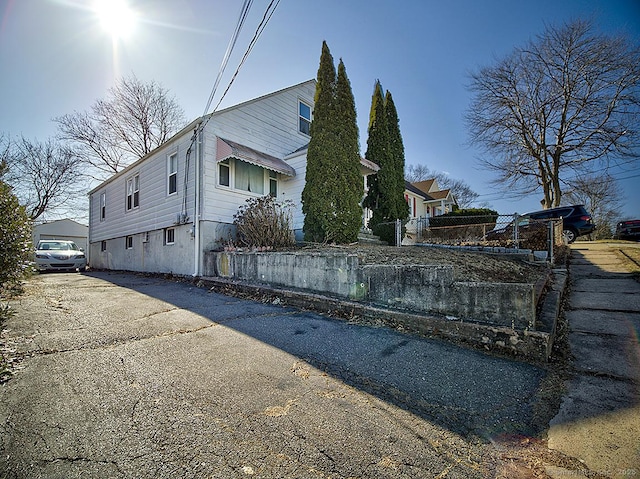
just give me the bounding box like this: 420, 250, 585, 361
363, 82, 409, 243
302, 43, 363, 243
384, 91, 410, 222
363, 80, 388, 228
0, 161, 32, 297
331, 59, 363, 243
302, 41, 337, 242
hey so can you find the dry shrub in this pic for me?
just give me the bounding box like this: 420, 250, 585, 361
233, 196, 295, 249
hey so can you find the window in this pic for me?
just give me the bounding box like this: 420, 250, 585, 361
126, 174, 140, 210
167, 153, 177, 195
165, 228, 175, 245
269, 170, 278, 197
100, 192, 106, 221
219, 159, 230, 187
235, 161, 264, 194
299, 101, 311, 135
101, 240, 107, 252
126, 235, 133, 249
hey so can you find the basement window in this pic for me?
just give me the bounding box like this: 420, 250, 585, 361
165, 228, 175, 245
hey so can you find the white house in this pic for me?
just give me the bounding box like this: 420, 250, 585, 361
404, 179, 456, 219
88, 80, 378, 276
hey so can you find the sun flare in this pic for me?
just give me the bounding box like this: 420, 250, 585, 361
94, 0, 135, 40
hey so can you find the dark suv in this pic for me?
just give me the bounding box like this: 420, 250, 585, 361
485, 204, 595, 244
526, 205, 595, 243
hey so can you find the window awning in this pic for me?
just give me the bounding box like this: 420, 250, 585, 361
216, 137, 296, 177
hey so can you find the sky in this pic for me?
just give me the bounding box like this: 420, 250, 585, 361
1, 0, 639, 222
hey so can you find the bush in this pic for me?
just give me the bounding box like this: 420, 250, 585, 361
0, 165, 32, 301
233, 196, 295, 249
1, 172, 31, 329
428, 208, 499, 228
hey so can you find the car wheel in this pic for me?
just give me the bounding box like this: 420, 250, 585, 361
563, 228, 577, 244
79, 267, 86, 273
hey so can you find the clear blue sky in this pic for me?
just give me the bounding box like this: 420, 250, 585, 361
1, 0, 639, 219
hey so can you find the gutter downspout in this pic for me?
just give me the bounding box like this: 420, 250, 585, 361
193, 122, 203, 277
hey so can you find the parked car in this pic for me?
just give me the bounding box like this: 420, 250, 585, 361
35, 240, 87, 272
484, 205, 595, 244
615, 219, 640, 241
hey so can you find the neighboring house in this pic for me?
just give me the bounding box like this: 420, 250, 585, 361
88, 80, 378, 276
404, 179, 456, 218
33, 219, 89, 253
403, 179, 457, 245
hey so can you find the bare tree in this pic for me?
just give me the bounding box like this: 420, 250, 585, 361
3, 135, 84, 221
405, 164, 478, 208
56, 75, 186, 177
563, 173, 624, 239
466, 19, 640, 208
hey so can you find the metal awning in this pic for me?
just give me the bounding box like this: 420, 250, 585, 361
216, 137, 296, 177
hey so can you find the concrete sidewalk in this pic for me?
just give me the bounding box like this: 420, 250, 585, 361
547, 242, 640, 478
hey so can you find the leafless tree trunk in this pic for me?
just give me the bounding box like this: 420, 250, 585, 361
55, 75, 186, 178
466, 20, 640, 208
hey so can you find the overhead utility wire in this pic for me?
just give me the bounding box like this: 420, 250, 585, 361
212, 0, 281, 113
202, 0, 253, 117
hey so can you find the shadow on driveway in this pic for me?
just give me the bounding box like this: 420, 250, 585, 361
85, 270, 548, 442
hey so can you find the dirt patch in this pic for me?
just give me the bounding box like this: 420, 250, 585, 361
296, 243, 550, 283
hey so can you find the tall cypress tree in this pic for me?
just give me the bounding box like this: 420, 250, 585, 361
384, 91, 409, 222
331, 59, 363, 243
302, 41, 337, 242
363, 83, 409, 243
363, 80, 387, 224
302, 43, 363, 243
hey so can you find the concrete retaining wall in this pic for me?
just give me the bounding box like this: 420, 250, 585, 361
203, 251, 537, 330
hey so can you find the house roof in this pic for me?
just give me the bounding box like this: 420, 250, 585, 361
405, 180, 454, 204
217, 137, 296, 177
411, 179, 436, 194
284, 143, 380, 173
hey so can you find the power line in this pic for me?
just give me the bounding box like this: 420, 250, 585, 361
202, 0, 253, 117
212, 0, 281, 113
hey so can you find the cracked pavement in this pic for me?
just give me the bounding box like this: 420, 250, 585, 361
1, 270, 559, 478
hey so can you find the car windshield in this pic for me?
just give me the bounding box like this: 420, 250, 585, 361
38, 242, 79, 251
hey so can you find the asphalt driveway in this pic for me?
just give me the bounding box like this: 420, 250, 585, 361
1, 270, 553, 478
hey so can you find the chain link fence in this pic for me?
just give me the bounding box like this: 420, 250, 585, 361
384, 214, 565, 261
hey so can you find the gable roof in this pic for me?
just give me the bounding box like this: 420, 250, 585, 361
411, 179, 437, 194
216, 138, 296, 177
405, 180, 454, 203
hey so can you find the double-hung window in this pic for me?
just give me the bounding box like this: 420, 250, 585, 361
167, 153, 177, 195
100, 192, 106, 221
235, 161, 264, 194
126, 174, 140, 210
299, 101, 311, 135
269, 171, 278, 197
219, 159, 230, 187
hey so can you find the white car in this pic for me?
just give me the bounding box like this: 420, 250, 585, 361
35, 240, 87, 272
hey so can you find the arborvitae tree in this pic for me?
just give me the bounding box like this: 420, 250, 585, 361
330, 59, 363, 243
362, 80, 388, 229
302, 41, 337, 242
384, 91, 410, 222
363, 82, 409, 243
302, 43, 363, 243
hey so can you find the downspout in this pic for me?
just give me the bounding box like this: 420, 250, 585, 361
193, 121, 203, 277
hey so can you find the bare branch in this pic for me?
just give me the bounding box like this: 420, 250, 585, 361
466, 19, 640, 208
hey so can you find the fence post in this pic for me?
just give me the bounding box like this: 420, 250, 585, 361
513, 213, 520, 249
548, 220, 555, 264
395, 219, 401, 247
